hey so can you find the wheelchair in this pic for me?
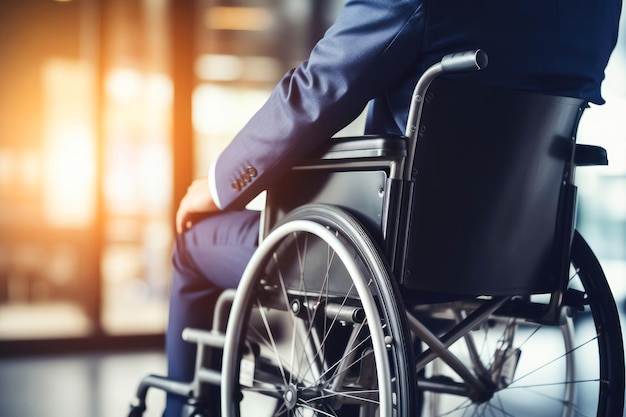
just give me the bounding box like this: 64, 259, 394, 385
130, 50, 625, 417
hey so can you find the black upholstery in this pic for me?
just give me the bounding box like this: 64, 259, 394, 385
401, 78, 586, 295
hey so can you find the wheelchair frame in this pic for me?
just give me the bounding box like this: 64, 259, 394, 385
129, 50, 625, 417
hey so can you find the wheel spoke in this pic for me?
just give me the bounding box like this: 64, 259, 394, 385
256, 298, 289, 385
510, 333, 599, 386
304, 388, 381, 406
294, 250, 335, 382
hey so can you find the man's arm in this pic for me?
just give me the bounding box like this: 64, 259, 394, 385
211, 0, 427, 210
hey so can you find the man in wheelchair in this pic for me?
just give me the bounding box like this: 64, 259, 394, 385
136, 1, 623, 416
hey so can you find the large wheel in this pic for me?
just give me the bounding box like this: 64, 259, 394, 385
221, 204, 416, 417
414, 230, 625, 417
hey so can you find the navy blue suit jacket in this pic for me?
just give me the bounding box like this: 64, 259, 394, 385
211, 0, 621, 210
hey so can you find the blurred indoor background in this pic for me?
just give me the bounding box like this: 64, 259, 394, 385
0, 0, 624, 416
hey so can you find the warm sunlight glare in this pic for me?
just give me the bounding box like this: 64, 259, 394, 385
205, 7, 274, 31
106, 68, 143, 104
43, 125, 95, 227
42, 59, 95, 228
103, 68, 173, 216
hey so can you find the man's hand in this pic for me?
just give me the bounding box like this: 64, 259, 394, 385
176, 177, 220, 233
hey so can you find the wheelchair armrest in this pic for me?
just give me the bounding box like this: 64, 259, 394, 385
575, 144, 608, 166
308, 134, 407, 161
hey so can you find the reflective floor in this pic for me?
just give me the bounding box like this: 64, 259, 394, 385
1, 305, 625, 417
0, 350, 167, 417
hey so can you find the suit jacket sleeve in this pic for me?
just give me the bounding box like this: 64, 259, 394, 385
212, 0, 427, 210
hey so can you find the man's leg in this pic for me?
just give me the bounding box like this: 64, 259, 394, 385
164, 209, 260, 417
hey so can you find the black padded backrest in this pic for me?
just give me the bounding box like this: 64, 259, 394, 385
402, 78, 586, 295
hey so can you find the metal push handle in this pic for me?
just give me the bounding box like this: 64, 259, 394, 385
404, 50, 488, 179
441, 49, 488, 73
